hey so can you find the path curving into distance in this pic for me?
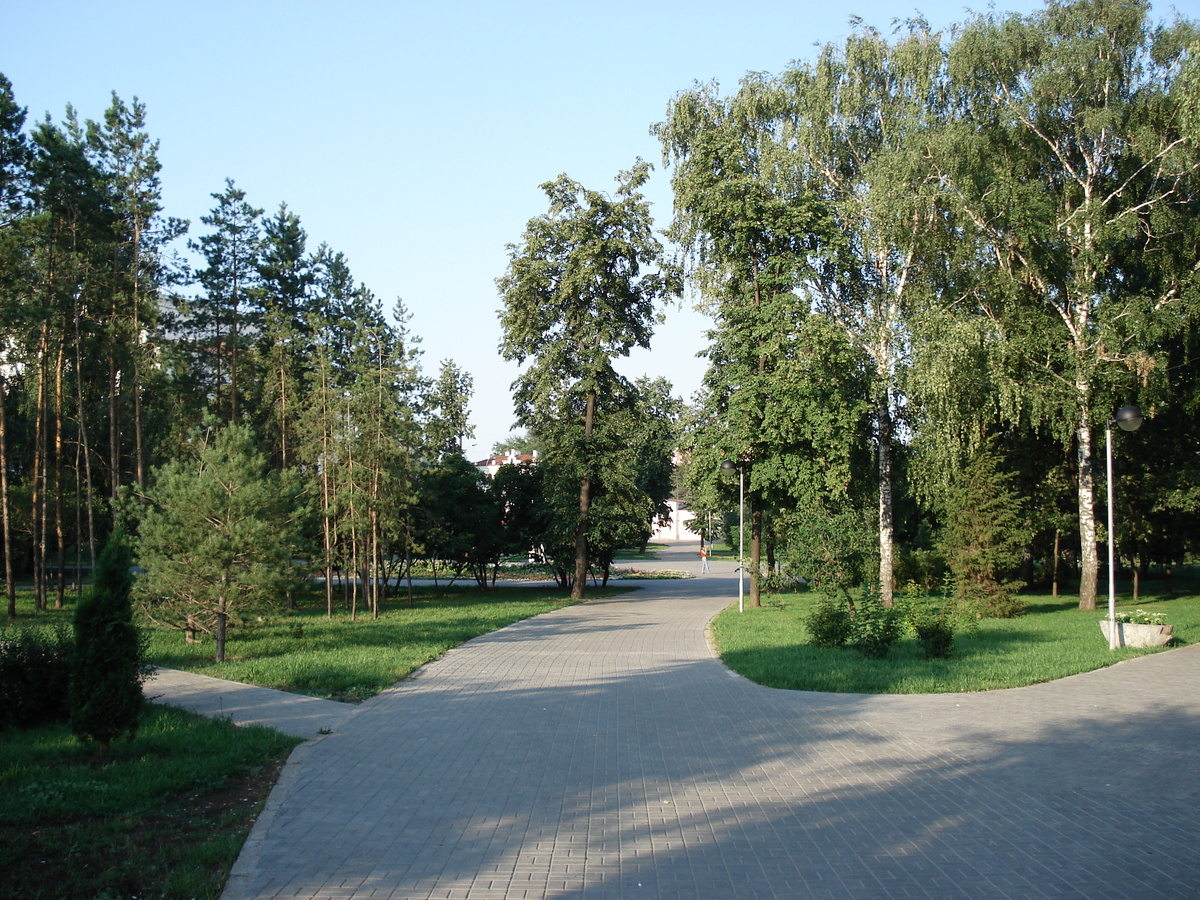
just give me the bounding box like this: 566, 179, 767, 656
214, 542, 1200, 899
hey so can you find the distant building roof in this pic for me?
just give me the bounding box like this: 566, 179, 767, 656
474, 448, 538, 476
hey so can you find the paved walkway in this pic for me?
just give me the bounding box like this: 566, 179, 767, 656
149, 544, 1200, 899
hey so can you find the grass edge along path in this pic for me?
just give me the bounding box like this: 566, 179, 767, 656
711, 588, 1200, 694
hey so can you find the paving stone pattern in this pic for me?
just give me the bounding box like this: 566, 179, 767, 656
194, 547, 1200, 899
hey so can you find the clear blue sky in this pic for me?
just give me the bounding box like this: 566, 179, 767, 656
5, 0, 1064, 460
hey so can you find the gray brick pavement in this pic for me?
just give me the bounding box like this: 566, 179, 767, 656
167, 544, 1200, 899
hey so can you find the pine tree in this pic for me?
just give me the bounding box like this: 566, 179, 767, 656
135, 423, 305, 661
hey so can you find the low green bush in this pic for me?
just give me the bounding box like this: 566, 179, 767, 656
898, 580, 958, 659
912, 620, 955, 659
805, 595, 853, 648
0, 625, 74, 730
849, 597, 902, 659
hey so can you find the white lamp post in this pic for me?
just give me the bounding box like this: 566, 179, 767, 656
1107, 405, 1143, 650
721, 460, 745, 613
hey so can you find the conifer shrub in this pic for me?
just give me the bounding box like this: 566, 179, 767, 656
937, 440, 1030, 619
70, 531, 148, 756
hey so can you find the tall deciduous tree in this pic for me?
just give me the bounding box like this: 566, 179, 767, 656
498, 162, 679, 599
775, 23, 945, 606
656, 69, 854, 605
934, 0, 1200, 609
662, 24, 944, 608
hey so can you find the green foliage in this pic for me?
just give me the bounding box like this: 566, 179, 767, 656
186, 179, 264, 423
804, 595, 853, 649
805, 588, 904, 659
897, 581, 956, 659
911, 619, 955, 660
425, 360, 475, 456
0, 625, 73, 729
492, 461, 547, 562
416, 453, 504, 587
490, 431, 542, 457
937, 441, 1030, 618
70, 530, 147, 754
848, 595, 903, 659
135, 423, 308, 661
780, 498, 878, 602
893, 548, 947, 593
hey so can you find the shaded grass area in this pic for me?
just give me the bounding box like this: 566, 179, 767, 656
0, 705, 299, 900
713, 581, 1200, 693
143, 584, 622, 701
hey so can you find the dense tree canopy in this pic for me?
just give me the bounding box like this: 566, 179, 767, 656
498, 162, 680, 598
662, 0, 1200, 610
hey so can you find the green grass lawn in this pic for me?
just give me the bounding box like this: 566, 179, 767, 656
0, 705, 300, 900
712, 579, 1200, 693
144, 584, 623, 700
5, 583, 624, 701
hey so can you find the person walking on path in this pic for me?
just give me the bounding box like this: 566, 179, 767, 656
699, 544, 710, 573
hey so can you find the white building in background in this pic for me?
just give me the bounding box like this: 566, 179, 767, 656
476, 445, 698, 542
473, 448, 537, 477
652, 499, 698, 541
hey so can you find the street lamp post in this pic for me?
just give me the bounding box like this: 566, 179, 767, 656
721, 460, 744, 613
1106, 405, 1143, 650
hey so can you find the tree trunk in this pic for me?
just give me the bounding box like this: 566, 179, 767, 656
1, 372, 14, 621
1076, 401, 1099, 610
877, 391, 895, 607
1052, 529, 1061, 599
32, 324, 47, 610
53, 344, 66, 609
748, 493, 763, 607
73, 290, 97, 567
134, 321, 145, 493
215, 602, 227, 663
571, 391, 596, 601
108, 346, 120, 503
